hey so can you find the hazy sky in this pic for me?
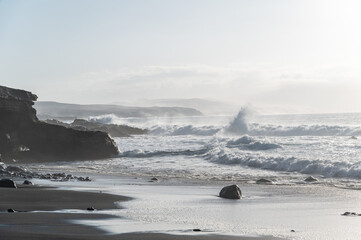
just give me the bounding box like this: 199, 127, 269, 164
1, 0, 361, 113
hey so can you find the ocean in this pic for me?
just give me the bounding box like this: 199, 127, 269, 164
29, 110, 361, 189
21, 110, 361, 239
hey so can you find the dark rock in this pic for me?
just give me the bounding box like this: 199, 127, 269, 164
304, 176, 318, 182
87, 207, 95, 211
256, 178, 274, 184
7, 208, 15, 213
150, 177, 158, 181
219, 184, 242, 199
23, 180, 33, 185
351, 136, 358, 140
0, 178, 17, 188
6, 166, 27, 174
342, 212, 358, 216
193, 229, 201, 232
291, 230, 295, 232
0, 85, 119, 162
45, 118, 148, 138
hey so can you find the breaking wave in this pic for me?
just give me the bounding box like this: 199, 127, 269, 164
226, 136, 282, 150
87, 111, 361, 137
149, 125, 219, 136
88, 114, 118, 124
118, 148, 209, 158
205, 147, 361, 179
147, 122, 361, 137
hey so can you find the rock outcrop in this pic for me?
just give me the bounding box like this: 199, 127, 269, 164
45, 118, 148, 137
0, 85, 118, 162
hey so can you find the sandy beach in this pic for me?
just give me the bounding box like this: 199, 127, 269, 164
0, 184, 283, 240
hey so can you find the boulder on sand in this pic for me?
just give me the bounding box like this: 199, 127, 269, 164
219, 184, 242, 199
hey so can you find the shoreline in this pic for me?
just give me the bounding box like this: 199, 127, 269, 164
0, 182, 283, 240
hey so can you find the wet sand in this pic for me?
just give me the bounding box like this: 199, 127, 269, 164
0, 185, 282, 240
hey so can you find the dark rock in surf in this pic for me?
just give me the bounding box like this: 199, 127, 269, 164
23, 180, 33, 185
0, 179, 17, 188
87, 207, 95, 211
0, 85, 118, 162
193, 229, 202, 232
304, 176, 318, 182
342, 212, 357, 216
7, 208, 15, 213
219, 184, 242, 199
150, 177, 158, 181
256, 178, 274, 184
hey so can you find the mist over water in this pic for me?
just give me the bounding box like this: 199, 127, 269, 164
223, 108, 249, 135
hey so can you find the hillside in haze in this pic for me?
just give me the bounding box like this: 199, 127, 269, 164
35, 101, 202, 120
120, 98, 238, 115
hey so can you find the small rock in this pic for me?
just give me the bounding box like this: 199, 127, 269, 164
291, 230, 295, 232
219, 184, 242, 199
304, 176, 318, 182
342, 212, 351, 216
0, 179, 17, 188
193, 229, 201, 232
256, 178, 274, 184
150, 177, 158, 181
351, 136, 358, 140
23, 180, 33, 185
7, 208, 15, 213
87, 207, 95, 211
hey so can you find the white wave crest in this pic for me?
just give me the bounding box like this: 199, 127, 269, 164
226, 136, 281, 151
205, 147, 361, 179
118, 148, 209, 158
88, 114, 119, 124
87, 111, 361, 137
149, 125, 219, 136
223, 108, 249, 135
247, 124, 361, 136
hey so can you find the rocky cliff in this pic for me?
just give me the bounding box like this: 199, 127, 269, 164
45, 119, 148, 137
0, 85, 118, 162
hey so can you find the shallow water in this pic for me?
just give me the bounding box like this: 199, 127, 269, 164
32, 176, 361, 240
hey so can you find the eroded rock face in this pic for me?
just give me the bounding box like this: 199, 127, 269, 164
0, 85, 118, 162
219, 184, 242, 199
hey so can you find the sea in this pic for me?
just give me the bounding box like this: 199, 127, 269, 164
29, 109, 361, 189
23, 109, 361, 239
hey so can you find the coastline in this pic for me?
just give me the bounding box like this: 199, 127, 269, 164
3, 173, 361, 239
0, 182, 283, 240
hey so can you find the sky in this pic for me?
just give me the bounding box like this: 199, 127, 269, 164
1, 0, 361, 114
